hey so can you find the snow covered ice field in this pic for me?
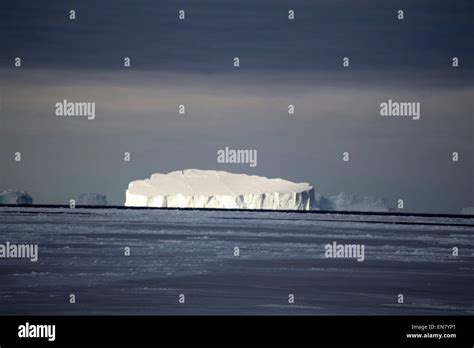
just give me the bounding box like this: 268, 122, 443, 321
0, 207, 473, 315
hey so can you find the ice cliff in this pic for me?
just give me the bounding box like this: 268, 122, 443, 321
0, 189, 33, 205
125, 169, 316, 210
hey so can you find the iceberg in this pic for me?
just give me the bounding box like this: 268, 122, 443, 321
0, 189, 33, 205
125, 169, 316, 210
76, 193, 108, 206
461, 207, 474, 215
318, 192, 389, 212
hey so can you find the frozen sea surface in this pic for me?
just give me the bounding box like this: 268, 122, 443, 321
0, 207, 473, 315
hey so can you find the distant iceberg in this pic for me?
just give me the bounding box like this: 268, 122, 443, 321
318, 192, 389, 212
77, 193, 108, 206
0, 189, 33, 205
125, 169, 316, 210
461, 207, 474, 215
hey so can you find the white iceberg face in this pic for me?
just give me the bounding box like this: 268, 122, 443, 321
0, 190, 33, 205
319, 192, 389, 212
125, 169, 316, 210
76, 193, 108, 206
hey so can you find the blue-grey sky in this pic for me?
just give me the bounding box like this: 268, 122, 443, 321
0, 0, 472, 213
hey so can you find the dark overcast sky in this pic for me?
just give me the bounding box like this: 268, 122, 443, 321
0, 0, 472, 213
1, 0, 473, 73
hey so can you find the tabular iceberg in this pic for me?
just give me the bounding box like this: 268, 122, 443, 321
318, 192, 389, 212
461, 207, 474, 215
0, 189, 33, 205
76, 193, 108, 206
125, 169, 316, 210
